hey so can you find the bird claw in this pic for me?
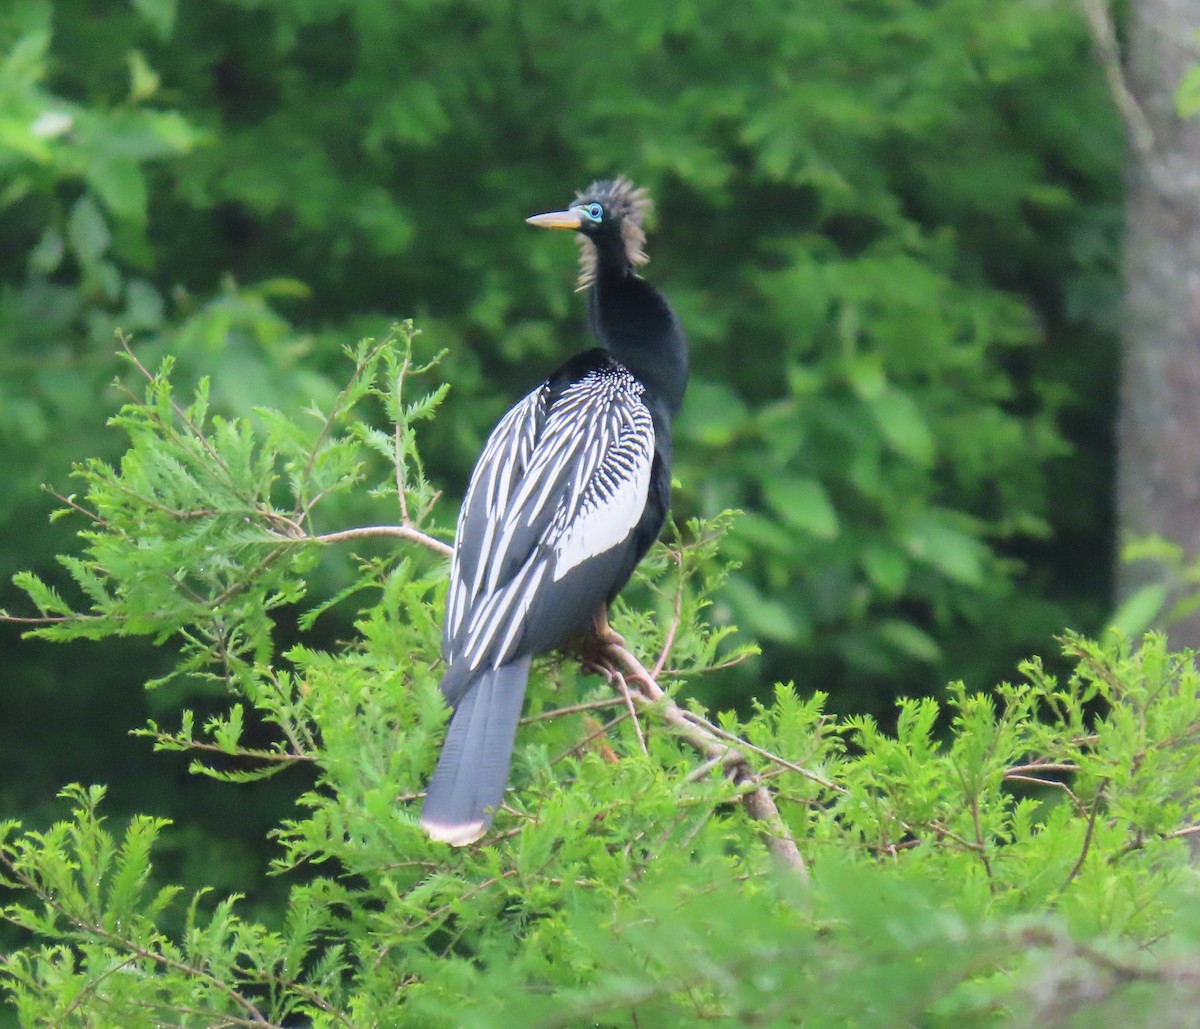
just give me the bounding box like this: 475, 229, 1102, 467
591, 608, 625, 649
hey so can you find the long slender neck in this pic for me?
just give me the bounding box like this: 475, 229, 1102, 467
586, 259, 688, 425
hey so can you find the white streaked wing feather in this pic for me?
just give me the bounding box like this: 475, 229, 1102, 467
484, 370, 631, 587
553, 423, 653, 581
445, 387, 546, 645
447, 365, 655, 668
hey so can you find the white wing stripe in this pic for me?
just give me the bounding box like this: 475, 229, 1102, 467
447, 387, 546, 642
553, 444, 652, 581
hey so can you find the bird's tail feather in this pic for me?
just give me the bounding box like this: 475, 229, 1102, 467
420, 657, 532, 846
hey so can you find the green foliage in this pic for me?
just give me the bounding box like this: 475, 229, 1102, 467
1177, 40, 1200, 118
3, 333, 1200, 1026
0, 0, 1122, 714
1113, 536, 1200, 639
13, 325, 442, 670
0, 0, 1133, 1020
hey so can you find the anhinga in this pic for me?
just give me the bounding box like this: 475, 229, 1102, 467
419, 178, 689, 846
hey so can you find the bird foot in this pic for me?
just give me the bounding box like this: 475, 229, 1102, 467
569, 608, 626, 674
591, 607, 625, 649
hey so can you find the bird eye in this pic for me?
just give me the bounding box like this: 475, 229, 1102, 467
583, 203, 603, 222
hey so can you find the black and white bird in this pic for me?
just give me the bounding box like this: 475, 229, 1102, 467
420, 178, 689, 846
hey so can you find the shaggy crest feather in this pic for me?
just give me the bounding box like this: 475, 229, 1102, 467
575, 176, 652, 290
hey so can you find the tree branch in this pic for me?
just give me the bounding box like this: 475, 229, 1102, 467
1078, 0, 1156, 161
598, 639, 809, 878
302, 524, 452, 556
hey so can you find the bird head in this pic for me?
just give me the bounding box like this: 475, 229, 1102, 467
527, 177, 652, 290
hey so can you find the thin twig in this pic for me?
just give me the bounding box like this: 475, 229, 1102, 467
652, 547, 686, 679
1064, 785, 1105, 888
683, 753, 729, 785
1004, 762, 1080, 777
968, 793, 995, 880
143, 734, 314, 764
1106, 822, 1200, 862
1165, 823, 1200, 841
662, 649, 756, 677
0, 613, 79, 625
605, 665, 648, 756
552, 711, 631, 765
520, 697, 625, 725
1005, 774, 1088, 817
122, 998, 277, 1029
42, 485, 110, 527
925, 821, 990, 854
394, 358, 411, 525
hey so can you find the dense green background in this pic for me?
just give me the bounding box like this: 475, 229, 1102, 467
2, 0, 1121, 926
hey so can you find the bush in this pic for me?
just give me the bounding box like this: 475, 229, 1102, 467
3, 328, 1198, 1026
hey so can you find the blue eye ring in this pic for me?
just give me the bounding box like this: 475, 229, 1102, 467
582, 202, 603, 222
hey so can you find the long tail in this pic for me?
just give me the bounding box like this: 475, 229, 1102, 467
420, 657, 532, 846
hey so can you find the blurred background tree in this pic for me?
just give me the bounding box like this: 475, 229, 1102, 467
1, 0, 1123, 939
1113, 0, 1200, 645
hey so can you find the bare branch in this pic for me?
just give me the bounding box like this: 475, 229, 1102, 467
1165, 823, 1200, 841
301, 524, 452, 557
1006, 774, 1089, 818
1005, 761, 1080, 777
601, 664, 648, 756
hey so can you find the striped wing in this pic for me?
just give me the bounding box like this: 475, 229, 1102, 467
443, 366, 655, 673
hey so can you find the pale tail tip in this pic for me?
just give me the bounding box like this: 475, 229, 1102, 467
421, 817, 487, 847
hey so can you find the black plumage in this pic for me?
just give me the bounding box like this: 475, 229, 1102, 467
420, 178, 688, 846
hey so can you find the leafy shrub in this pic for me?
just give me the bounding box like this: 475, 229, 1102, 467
3, 329, 1198, 1026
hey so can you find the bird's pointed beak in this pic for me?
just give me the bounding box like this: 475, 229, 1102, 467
526, 208, 584, 230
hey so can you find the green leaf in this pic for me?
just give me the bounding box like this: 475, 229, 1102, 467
28, 225, 63, 274
762, 477, 840, 539
127, 50, 160, 102
903, 511, 988, 586
869, 389, 936, 466
861, 543, 908, 595
1108, 583, 1170, 638
844, 353, 887, 400
676, 379, 749, 446
1177, 64, 1200, 118
66, 195, 110, 263
130, 0, 176, 39
85, 154, 148, 224
878, 619, 941, 663
722, 574, 808, 643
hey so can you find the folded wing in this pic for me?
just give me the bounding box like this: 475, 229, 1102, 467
441, 361, 655, 702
